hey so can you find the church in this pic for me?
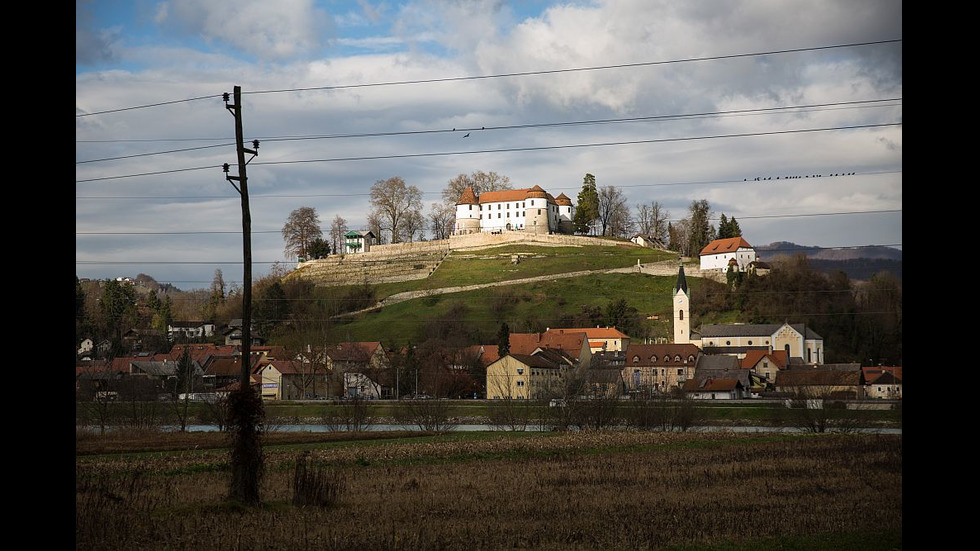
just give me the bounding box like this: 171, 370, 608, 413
672, 262, 824, 364
453, 185, 575, 235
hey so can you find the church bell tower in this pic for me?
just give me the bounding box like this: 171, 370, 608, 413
673, 261, 690, 344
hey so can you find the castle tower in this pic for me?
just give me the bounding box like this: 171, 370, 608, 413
454, 186, 481, 235
673, 261, 690, 344
525, 185, 550, 234
555, 193, 574, 234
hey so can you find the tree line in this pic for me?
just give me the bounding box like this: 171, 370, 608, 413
280, 170, 741, 260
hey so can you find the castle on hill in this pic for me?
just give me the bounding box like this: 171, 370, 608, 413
453, 185, 575, 235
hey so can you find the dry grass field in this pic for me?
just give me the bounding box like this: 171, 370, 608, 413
76, 429, 902, 550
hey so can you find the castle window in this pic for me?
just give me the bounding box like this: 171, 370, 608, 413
679, 310, 684, 320
538, 209, 542, 215
748, 340, 752, 345
726, 341, 731, 345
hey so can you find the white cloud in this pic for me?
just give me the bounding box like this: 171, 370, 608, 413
76, 0, 902, 288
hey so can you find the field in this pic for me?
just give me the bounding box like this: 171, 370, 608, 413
76, 429, 902, 550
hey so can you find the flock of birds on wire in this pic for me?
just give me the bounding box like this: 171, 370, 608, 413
745, 172, 857, 181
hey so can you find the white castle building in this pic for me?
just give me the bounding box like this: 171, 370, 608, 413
453, 185, 575, 235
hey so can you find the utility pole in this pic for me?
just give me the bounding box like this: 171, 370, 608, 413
223, 86, 263, 505
223, 86, 258, 388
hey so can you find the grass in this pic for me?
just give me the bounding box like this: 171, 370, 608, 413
76, 429, 902, 550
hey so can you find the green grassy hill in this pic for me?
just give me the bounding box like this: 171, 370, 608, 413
311, 242, 727, 347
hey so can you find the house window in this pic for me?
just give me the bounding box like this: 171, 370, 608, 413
650, 355, 657, 362
632, 356, 639, 363
468, 205, 472, 210
517, 381, 525, 387
517, 368, 524, 375
498, 213, 501, 218
497, 204, 501, 209
677, 369, 683, 376
726, 341, 731, 345
748, 340, 752, 345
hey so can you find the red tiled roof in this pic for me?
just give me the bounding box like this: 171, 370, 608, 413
478, 187, 556, 204
699, 237, 753, 256
740, 349, 787, 369
457, 186, 478, 205
862, 366, 902, 384
551, 327, 628, 339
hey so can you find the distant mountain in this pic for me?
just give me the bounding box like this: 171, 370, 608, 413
755, 242, 901, 282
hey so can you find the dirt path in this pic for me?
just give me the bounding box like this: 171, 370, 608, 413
340, 259, 697, 317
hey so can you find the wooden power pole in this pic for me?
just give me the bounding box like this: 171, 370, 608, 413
223, 86, 263, 504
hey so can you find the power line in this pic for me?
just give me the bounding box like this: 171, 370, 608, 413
75, 98, 900, 165
75, 122, 901, 183
75, 39, 900, 118
75, 169, 902, 200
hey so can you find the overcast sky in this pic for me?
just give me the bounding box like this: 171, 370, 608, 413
76, 0, 902, 291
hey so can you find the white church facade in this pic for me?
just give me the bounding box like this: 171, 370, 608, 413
672, 261, 823, 364
453, 185, 575, 235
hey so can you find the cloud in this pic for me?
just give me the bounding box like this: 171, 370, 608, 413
76, 0, 119, 65
156, 0, 335, 60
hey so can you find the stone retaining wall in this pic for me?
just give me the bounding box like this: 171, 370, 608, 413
288, 231, 726, 287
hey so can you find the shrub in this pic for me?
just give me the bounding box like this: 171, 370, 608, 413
292, 451, 345, 508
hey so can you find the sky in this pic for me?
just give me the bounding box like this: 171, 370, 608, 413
76, 0, 902, 292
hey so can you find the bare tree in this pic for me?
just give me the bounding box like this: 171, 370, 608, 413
369, 177, 422, 244
282, 206, 323, 260
366, 211, 385, 245
441, 170, 512, 206
428, 202, 455, 240
328, 215, 348, 255
597, 185, 628, 236
402, 208, 426, 242
634, 201, 670, 242
276, 300, 333, 399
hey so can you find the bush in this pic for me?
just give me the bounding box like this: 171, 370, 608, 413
292, 451, 345, 508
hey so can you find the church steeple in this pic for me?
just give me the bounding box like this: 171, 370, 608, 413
673, 260, 690, 344
674, 261, 688, 296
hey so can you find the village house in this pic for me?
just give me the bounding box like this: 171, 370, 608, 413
699, 236, 758, 272
862, 366, 902, 399
622, 343, 701, 396
682, 377, 746, 400
343, 230, 377, 254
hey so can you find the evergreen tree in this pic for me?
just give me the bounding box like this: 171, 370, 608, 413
686, 199, 714, 257
497, 322, 510, 357
573, 173, 599, 234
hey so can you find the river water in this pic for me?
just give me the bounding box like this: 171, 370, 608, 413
168, 423, 901, 434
